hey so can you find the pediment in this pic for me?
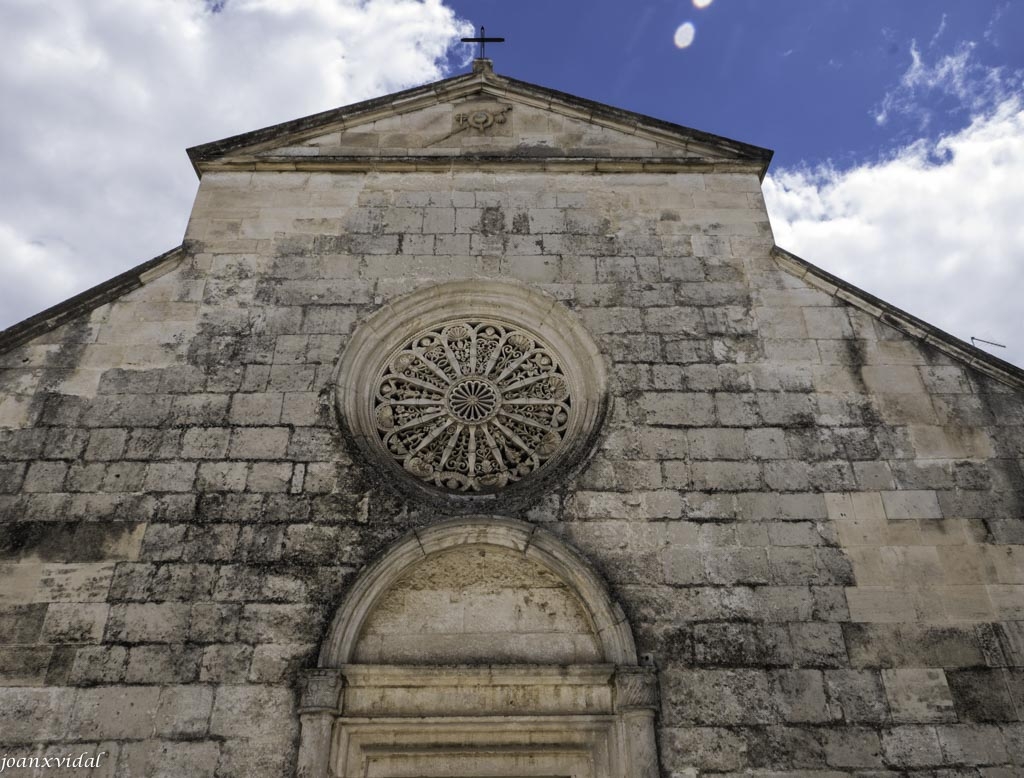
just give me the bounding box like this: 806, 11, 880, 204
187, 64, 772, 175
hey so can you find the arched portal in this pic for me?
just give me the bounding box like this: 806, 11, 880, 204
296, 517, 659, 778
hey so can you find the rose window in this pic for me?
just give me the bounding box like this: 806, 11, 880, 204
372, 320, 572, 492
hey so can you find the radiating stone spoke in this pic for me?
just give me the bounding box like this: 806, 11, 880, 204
437, 425, 463, 471
378, 374, 448, 398
409, 417, 454, 454
497, 409, 562, 432
493, 348, 542, 385
491, 419, 535, 456
439, 340, 464, 379
392, 410, 448, 432
479, 331, 513, 377
497, 372, 556, 393
413, 351, 456, 386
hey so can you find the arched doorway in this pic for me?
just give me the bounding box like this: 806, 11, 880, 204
296, 518, 659, 777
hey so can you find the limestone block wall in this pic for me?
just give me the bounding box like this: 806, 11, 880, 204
0, 165, 1022, 775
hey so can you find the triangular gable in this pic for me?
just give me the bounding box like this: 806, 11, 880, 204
4, 65, 1021, 395
0, 246, 186, 356
187, 62, 774, 178
771, 246, 1024, 391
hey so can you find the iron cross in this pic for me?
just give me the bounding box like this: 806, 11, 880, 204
461, 26, 505, 59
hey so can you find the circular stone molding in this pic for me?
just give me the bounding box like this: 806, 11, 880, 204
335, 281, 607, 496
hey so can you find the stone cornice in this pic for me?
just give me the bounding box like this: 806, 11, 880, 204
194, 155, 768, 176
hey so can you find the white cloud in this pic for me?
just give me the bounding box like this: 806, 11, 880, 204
0, 0, 471, 328
874, 39, 1021, 127
928, 13, 947, 49
765, 97, 1024, 369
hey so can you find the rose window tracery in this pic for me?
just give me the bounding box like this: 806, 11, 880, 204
373, 320, 572, 492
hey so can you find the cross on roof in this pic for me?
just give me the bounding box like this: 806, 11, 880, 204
461, 26, 505, 59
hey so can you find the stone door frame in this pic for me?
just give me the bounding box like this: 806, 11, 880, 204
295, 517, 660, 777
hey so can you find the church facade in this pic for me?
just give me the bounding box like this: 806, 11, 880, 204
1, 60, 1023, 776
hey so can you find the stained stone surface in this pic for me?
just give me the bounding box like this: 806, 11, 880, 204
353, 545, 601, 663
0, 74, 1023, 777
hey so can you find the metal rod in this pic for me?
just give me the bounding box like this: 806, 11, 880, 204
971, 337, 1007, 348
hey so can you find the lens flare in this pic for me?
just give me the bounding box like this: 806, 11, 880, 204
693, 0, 713, 8
673, 22, 696, 48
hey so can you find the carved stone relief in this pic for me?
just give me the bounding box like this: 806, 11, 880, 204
335, 281, 607, 498
373, 319, 572, 492
451, 101, 513, 135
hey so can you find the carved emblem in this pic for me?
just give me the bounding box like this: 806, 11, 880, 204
299, 668, 344, 713
372, 320, 572, 493
453, 105, 511, 133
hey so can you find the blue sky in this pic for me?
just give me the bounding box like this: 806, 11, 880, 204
1, 0, 1022, 366
446, 1, 1023, 169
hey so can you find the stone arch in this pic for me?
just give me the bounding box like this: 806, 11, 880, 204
319, 516, 636, 667
297, 518, 659, 778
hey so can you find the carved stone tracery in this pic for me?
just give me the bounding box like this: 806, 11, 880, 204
373, 320, 572, 492
335, 281, 607, 499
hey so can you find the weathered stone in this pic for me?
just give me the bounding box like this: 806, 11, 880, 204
821, 726, 884, 768
661, 726, 748, 771
0, 645, 52, 684
881, 725, 943, 768
41, 603, 108, 643
124, 645, 202, 683
119, 739, 220, 778
0, 603, 47, 643
248, 643, 315, 682
935, 723, 1010, 765
947, 669, 1018, 722
69, 645, 127, 684
883, 668, 956, 723
106, 604, 190, 643
209, 685, 296, 740
154, 685, 214, 737
772, 669, 832, 723
0, 687, 75, 742
825, 669, 890, 724
199, 643, 253, 683
662, 669, 775, 725
68, 686, 160, 740
0, 64, 1022, 778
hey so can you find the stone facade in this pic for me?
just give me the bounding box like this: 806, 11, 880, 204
1, 62, 1023, 776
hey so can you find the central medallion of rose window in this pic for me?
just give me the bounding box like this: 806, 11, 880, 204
373, 321, 571, 493
446, 377, 501, 423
